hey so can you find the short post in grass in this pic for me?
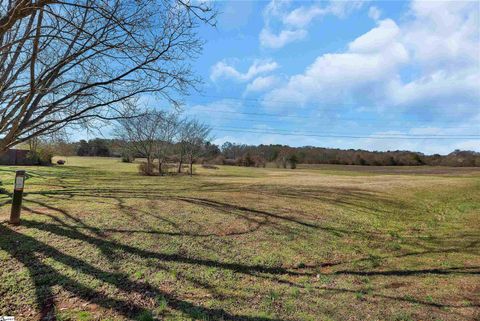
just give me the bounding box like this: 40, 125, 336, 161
10, 170, 26, 225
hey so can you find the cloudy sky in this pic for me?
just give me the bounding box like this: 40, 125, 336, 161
137, 1, 480, 154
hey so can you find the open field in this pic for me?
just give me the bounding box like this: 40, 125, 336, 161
0, 157, 479, 321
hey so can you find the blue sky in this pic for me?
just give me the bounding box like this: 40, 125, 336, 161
117, 0, 480, 155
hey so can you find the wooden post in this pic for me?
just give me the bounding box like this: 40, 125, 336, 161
10, 170, 26, 225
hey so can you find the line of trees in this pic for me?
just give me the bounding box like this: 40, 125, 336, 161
45, 138, 480, 168
115, 110, 213, 176
217, 143, 480, 167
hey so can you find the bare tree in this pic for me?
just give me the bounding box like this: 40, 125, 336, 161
153, 111, 179, 175
0, 0, 216, 151
25, 127, 68, 155
115, 111, 163, 173
177, 118, 211, 176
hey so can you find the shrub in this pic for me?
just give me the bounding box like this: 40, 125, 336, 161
27, 147, 54, 165
288, 154, 298, 169
202, 164, 219, 169
57, 159, 65, 165
252, 155, 266, 167
38, 147, 54, 165
223, 158, 237, 166
121, 151, 135, 163
211, 155, 225, 165
240, 154, 266, 167
138, 162, 155, 176
26, 151, 41, 164
242, 153, 255, 167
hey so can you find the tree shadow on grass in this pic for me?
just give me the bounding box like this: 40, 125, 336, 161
25, 188, 320, 238
25, 185, 399, 240
24, 197, 269, 238
263, 274, 480, 312
0, 221, 288, 321
2, 195, 479, 320
2, 217, 478, 320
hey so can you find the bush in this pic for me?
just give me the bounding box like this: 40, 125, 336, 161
138, 162, 155, 176
211, 155, 225, 165
252, 155, 266, 168
202, 164, 219, 169
26, 151, 41, 164
288, 154, 298, 169
223, 158, 237, 166
121, 151, 135, 163
240, 154, 266, 167
160, 163, 178, 175
26, 147, 54, 165
38, 147, 54, 165
57, 159, 65, 165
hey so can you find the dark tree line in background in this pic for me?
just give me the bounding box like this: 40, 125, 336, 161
218, 143, 480, 167
41, 139, 480, 168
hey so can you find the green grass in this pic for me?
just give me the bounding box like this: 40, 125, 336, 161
0, 157, 479, 321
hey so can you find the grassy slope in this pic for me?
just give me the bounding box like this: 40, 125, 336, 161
0, 157, 479, 321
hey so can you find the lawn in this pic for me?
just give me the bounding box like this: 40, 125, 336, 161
0, 157, 479, 321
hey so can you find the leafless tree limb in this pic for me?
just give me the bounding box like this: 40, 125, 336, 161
0, 0, 216, 150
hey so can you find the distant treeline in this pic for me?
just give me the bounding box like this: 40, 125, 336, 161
61, 139, 480, 167
219, 143, 480, 167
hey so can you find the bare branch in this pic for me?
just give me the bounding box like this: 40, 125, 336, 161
0, 0, 216, 150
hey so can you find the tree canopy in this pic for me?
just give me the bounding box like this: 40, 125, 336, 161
0, 0, 215, 150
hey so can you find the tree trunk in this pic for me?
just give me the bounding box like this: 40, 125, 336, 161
147, 157, 153, 175
178, 159, 182, 173
158, 160, 162, 175
190, 161, 193, 177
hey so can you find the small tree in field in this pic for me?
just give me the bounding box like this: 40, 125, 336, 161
276, 148, 289, 168
153, 112, 180, 175
115, 111, 163, 174
288, 154, 298, 169
177, 119, 211, 176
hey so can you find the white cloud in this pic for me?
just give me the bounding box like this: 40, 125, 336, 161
403, 0, 479, 71
368, 6, 381, 21
259, 0, 366, 49
387, 70, 480, 109
283, 6, 327, 28
387, 0, 480, 113
262, 0, 480, 123
186, 99, 243, 125
284, 1, 366, 27
245, 75, 280, 93
263, 18, 408, 108
327, 1, 366, 18
259, 28, 307, 49
209, 0, 479, 154
348, 19, 402, 53
210, 59, 279, 82
259, 0, 309, 49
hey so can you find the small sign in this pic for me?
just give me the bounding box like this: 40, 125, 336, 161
14, 176, 24, 190
0, 317, 15, 321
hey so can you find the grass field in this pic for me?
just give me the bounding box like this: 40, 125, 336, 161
0, 157, 479, 321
